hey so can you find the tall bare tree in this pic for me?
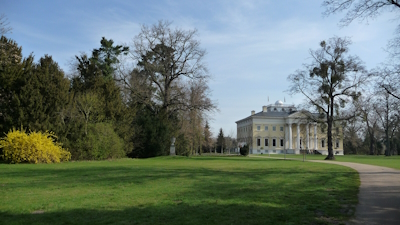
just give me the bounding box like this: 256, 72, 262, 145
117, 21, 217, 157
127, 20, 209, 115
287, 37, 370, 159
355, 95, 381, 154
373, 88, 399, 155
323, 1, 400, 101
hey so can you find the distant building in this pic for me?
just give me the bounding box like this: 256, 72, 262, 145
236, 100, 343, 155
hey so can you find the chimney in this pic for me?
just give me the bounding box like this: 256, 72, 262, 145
262, 106, 267, 112
251, 110, 255, 115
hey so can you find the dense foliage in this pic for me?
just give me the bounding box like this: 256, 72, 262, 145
0, 128, 71, 163
240, 144, 249, 156
70, 123, 125, 160
0, 21, 217, 161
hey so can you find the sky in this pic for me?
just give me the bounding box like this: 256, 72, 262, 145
2, 0, 398, 137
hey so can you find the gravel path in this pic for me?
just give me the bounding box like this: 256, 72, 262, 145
312, 160, 400, 225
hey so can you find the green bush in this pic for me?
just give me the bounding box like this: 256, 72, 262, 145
70, 123, 125, 160
240, 145, 249, 156
0, 128, 71, 164
175, 133, 190, 156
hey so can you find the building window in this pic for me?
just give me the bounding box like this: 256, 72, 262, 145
257, 138, 261, 146
273, 139, 276, 147
336, 140, 339, 148
273, 126, 276, 131
280, 150, 284, 153
280, 126, 283, 131
336, 127, 339, 134
274, 108, 277, 111
273, 150, 276, 153
265, 138, 269, 146
257, 126, 260, 131
280, 139, 284, 147
321, 140, 325, 148
257, 150, 260, 153
265, 126, 268, 131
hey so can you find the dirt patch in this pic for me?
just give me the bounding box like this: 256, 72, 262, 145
31, 210, 45, 214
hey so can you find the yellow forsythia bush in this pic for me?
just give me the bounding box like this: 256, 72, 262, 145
0, 128, 71, 164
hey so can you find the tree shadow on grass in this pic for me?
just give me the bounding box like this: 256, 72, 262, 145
0, 201, 341, 225
0, 163, 357, 190
0, 157, 359, 225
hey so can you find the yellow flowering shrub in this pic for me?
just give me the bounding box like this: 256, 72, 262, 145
0, 128, 71, 164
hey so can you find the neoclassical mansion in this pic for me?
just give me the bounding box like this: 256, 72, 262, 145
236, 101, 343, 155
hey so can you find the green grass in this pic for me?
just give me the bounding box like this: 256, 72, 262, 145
0, 156, 359, 225
260, 154, 400, 170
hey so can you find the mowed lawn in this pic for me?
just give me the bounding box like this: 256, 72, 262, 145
0, 156, 359, 225
260, 154, 400, 170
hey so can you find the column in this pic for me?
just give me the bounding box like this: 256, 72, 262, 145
288, 123, 292, 149
314, 123, 318, 150
284, 124, 288, 149
306, 123, 310, 150
296, 123, 300, 150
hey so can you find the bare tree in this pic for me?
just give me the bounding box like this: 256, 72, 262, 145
0, 14, 12, 36
224, 129, 237, 154
322, 0, 400, 26
323, 0, 400, 57
125, 20, 209, 114
74, 92, 101, 136
287, 36, 370, 159
378, 65, 400, 100
373, 88, 399, 155
355, 94, 381, 154
343, 115, 365, 154
113, 21, 217, 157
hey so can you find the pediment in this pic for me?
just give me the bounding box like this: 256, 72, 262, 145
288, 110, 311, 118
287, 110, 320, 123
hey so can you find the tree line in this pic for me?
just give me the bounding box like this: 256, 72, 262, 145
288, 1, 400, 159
0, 20, 218, 160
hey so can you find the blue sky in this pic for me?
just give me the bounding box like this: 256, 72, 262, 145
2, 0, 397, 137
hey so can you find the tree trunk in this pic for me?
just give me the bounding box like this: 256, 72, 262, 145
325, 103, 335, 160
385, 97, 390, 156
369, 130, 375, 155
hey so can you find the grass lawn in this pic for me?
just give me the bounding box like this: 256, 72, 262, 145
259, 154, 400, 170
0, 156, 359, 225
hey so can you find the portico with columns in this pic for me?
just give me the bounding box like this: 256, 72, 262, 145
236, 100, 344, 155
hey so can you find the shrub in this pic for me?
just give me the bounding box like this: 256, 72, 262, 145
175, 133, 190, 156
70, 123, 125, 160
0, 128, 71, 164
240, 144, 249, 156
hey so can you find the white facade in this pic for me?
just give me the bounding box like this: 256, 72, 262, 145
236, 101, 344, 155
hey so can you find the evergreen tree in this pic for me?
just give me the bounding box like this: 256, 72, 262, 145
0, 36, 33, 135
0, 37, 69, 139
131, 106, 176, 158
20, 55, 70, 134
72, 37, 129, 122
202, 121, 212, 153
217, 128, 225, 153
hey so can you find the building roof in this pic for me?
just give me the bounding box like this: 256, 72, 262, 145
235, 110, 323, 124
253, 111, 297, 118
235, 110, 297, 123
